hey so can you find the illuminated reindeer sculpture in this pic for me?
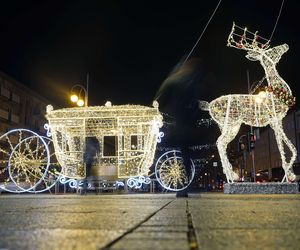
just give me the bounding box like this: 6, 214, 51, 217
201, 23, 297, 183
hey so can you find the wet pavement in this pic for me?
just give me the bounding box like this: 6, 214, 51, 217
0, 193, 299, 249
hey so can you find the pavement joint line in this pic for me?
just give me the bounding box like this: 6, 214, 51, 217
186, 200, 199, 250
100, 199, 175, 250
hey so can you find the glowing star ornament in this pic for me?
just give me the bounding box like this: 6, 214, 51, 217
200, 22, 297, 183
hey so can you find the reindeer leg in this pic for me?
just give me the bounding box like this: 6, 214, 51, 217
280, 130, 297, 182
271, 120, 297, 182
217, 124, 241, 183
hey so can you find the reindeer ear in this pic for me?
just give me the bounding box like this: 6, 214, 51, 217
282, 44, 289, 52
245, 51, 260, 61
245, 54, 257, 61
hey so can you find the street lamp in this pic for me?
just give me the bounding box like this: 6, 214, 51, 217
70, 74, 89, 107
238, 134, 247, 181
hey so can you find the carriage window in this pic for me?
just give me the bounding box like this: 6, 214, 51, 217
103, 136, 117, 156
131, 135, 138, 150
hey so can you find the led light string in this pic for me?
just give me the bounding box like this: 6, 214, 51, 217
202, 23, 297, 183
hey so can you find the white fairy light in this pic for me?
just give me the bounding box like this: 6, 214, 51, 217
0, 102, 163, 193
155, 150, 195, 191
0, 129, 59, 193
202, 22, 297, 183
127, 176, 151, 189
46, 101, 163, 179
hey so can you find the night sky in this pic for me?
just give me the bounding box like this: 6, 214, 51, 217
0, 0, 299, 109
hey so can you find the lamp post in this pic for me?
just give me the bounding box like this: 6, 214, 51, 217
238, 134, 247, 181
70, 73, 89, 107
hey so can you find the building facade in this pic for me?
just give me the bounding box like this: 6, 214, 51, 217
233, 108, 300, 181
0, 70, 55, 181
0, 71, 53, 135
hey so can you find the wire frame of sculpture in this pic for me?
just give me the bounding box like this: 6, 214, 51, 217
0, 129, 59, 193
203, 22, 297, 183
46, 101, 163, 179
155, 150, 195, 191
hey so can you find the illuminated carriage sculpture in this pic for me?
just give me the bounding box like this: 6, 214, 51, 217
0, 101, 194, 193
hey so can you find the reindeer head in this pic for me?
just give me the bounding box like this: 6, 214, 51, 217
245, 44, 288, 66
245, 49, 262, 61
263, 44, 289, 64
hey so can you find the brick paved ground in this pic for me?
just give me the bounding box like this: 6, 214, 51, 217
0, 193, 299, 250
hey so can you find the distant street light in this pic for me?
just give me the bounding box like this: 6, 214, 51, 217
70, 74, 89, 107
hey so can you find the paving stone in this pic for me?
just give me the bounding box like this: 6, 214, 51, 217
195, 229, 300, 250
110, 238, 189, 250
0, 228, 124, 250
143, 216, 188, 226
135, 225, 188, 232
0, 194, 173, 249
124, 231, 187, 240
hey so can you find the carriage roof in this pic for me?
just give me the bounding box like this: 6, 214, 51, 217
46, 102, 162, 121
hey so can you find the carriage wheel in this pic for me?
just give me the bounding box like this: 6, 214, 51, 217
27, 136, 61, 193
0, 129, 52, 193
155, 150, 195, 191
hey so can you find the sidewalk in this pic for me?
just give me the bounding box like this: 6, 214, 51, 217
0, 193, 299, 249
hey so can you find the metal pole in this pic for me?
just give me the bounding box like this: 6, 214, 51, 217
247, 70, 256, 182
243, 150, 246, 180
86, 72, 89, 107
267, 129, 272, 180
252, 151, 256, 182
238, 134, 247, 180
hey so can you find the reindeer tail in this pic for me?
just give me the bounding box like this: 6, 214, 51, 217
198, 100, 210, 111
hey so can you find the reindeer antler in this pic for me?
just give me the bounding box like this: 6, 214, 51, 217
227, 22, 270, 51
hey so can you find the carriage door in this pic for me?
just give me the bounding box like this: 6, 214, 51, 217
117, 123, 144, 178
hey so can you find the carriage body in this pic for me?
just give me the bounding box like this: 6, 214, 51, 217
0, 102, 193, 193
46, 102, 163, 180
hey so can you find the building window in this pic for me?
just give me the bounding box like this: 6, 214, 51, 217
12, 93, 20, 103
0, 86, 10, 98
0, 108, 9, 120
11, 114, 20, 124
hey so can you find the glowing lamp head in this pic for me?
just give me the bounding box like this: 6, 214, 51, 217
70, 94, 79, 103
77, 99, 85, 107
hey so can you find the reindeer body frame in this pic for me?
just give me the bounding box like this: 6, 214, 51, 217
206, 23, 297, 183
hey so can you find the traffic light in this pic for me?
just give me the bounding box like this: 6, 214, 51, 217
247, 132, 256, 151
